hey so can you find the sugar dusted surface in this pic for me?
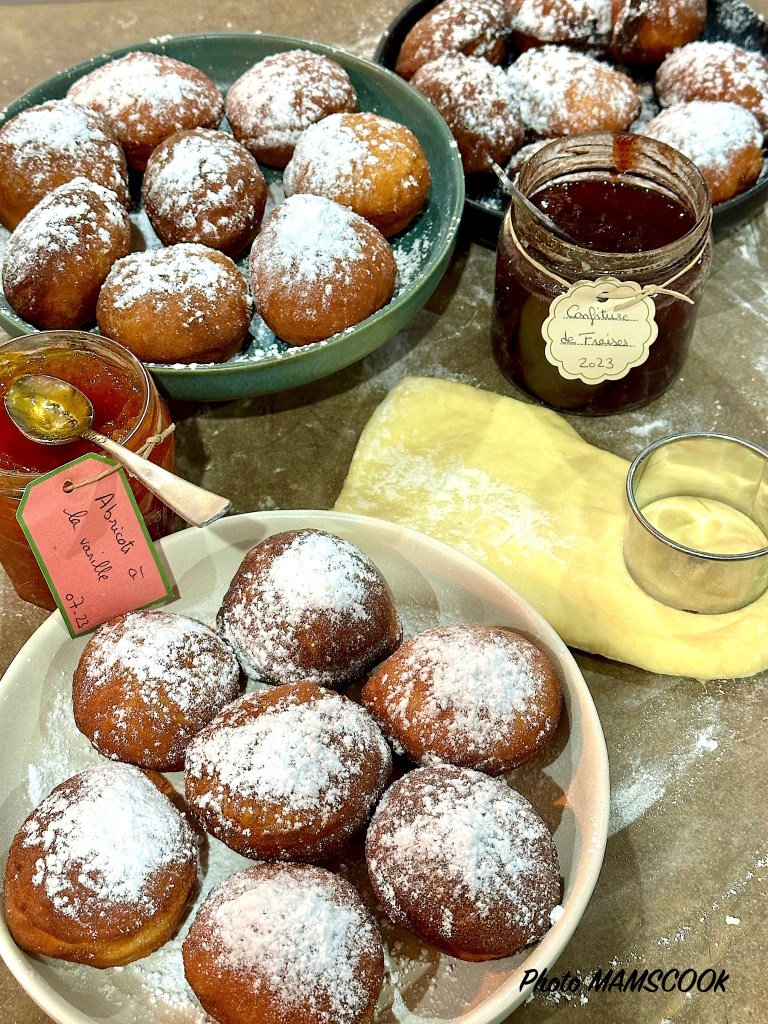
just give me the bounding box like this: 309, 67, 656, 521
283, 111, 426, 207
143, 129, 263, 246
251, 193, 369, 287
186, 687, 390, 819
411, 54, 522, 169
367, 766, 560, 947
397, 0, 508, 75
0, 99, 128, 205
225, 49, 357, 155
67, 51, 223, 135
75, 610, 240, 759
507, 0, 612, 44
367, 625, 553, 765
101, 242, 249, 329
642, 100, 763, 179
1, 177, 128, 292
507, 45, 640, 135
655, 40, 768, 128
217, 528, 395, 684
19, 762, 197, 928
190, 865, 379, 1024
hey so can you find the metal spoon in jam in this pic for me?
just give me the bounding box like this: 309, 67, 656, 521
4, 373, 231, 527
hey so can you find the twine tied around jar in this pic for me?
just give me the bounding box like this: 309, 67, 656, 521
505, 217, 713, 310
61, 424, 176, 494
492, 161, 712, 312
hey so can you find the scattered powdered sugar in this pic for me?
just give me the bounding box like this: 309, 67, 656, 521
186, 687, 389, 819
194, 865, 377, 1024
507, 0, 612, 45
283, 112, 423, 203
251, 193, 368, 288
642, 101, 763, 175
74, 610, 241, 764
77, 610, 239, 710
217, 530, 397, 685
368, 766, 559, 944
20, 762, 196, 926
225, 49, 357, 155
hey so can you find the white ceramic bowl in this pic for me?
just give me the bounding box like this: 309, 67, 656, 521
0, 510, 609, 1024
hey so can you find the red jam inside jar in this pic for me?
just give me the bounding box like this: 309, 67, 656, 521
0, 332, 176, 609
492, 134, 712, 415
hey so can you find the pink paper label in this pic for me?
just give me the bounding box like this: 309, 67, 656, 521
17, 453, 174, 636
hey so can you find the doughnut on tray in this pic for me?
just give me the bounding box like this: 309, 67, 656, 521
374, 0, 768, 246
0, 511, 609, 1024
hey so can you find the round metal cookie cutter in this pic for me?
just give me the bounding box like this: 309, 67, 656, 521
624, 432, 768, 614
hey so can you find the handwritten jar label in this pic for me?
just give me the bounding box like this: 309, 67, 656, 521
17, 453, 173, 637
542, 277, 659, 384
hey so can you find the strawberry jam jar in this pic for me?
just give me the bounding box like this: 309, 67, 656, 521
492, 133, 713, 414
0, 332, 175, 608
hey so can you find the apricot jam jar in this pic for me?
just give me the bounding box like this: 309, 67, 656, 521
0, 332, 175, 609
492, 133, 712, 415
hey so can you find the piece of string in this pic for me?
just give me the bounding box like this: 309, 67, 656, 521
61, 424, 175, 494
506, 211, 712, 311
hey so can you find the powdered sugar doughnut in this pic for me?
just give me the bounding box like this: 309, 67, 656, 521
183, 863, 384, 1024
395, 0, 509, 80
610, 0, 706, 65
225, 49, 358, 168
410, 54, 524, 175
0, 99, 129, 231
283, 112, 430, 237
216, 528, 402, 686
2, 177, 130, 329
249, 194, 397, 346
142, 128, 267, 256
96, 243, 252, 364
3, 762, 198, 967
67, 51, 223, 171
508, 45, 641, 136
641, 101, 764, 203
655, 41, 768, 133
366, 765, 561, 961
72, 610, 242, 772
505, 0, 612, 50
361, 625, 563, 775
185, 682, 392, 862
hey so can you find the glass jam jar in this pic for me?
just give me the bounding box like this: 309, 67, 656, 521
0, 331, 176, 609
492, 133, 712, 415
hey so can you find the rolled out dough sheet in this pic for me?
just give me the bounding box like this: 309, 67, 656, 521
335, 376, 768, 679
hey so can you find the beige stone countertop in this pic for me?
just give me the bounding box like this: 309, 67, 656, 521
1, 1, 767, 1023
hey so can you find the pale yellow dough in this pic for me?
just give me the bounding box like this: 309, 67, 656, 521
335, 376, 768, 679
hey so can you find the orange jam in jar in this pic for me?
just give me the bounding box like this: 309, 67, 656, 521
0, 331, 176, 609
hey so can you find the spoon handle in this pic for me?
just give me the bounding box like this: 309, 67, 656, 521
85, 430, 232, 528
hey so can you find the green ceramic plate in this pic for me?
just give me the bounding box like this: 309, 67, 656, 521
0, 33, 464, 401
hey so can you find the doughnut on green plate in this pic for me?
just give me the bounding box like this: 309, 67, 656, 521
0, 33, 465, 400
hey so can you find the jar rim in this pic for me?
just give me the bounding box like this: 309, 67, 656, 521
0, 331, 153, 492
511, 131, 712, 266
